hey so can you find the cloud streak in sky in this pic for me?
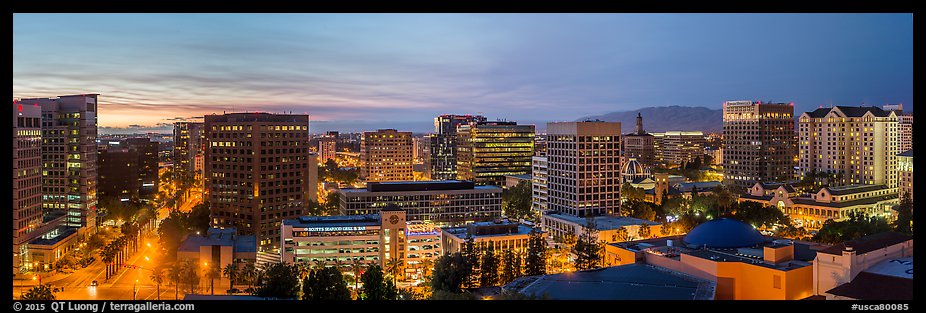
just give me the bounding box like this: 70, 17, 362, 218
13, 13, 912, 132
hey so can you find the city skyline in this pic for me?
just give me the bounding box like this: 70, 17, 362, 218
14, 13, 912, 133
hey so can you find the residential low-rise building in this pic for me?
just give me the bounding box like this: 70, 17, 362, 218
540, 211, 661, 243
740, 183, 898, 229
441, 220, 533, 255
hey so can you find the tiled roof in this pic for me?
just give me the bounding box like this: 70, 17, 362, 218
823, 184, 889, 196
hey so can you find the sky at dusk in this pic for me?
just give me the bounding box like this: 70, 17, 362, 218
13, 13, 912, 133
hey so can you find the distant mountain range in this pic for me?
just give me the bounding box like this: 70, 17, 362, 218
577, 106, 723, 134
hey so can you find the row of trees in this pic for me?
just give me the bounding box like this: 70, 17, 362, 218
431, 228, 547, 294
228, 261, 403, 300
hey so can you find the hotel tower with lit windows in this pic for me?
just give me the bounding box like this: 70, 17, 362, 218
204, 113, 315, 253
722, 100, 797, 189
361, 129, 414, 182
798, 106, 899, 187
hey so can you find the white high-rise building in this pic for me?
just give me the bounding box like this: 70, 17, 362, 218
799, 106, 899, 187
531, 156, 548, 214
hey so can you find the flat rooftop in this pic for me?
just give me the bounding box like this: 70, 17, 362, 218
178, 228, 257, 253
283, 214, 381, 228
442, 222, 533, 239
544, 213, 659, 230
339, 182, 501, 193
509, 264, 715, 300
29, 226, 79, 246
611, 236, 815, 271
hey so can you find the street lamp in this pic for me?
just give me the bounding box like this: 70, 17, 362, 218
133, 279, 138, 300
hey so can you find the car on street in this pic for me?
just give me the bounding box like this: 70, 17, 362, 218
90, 280, 98, 287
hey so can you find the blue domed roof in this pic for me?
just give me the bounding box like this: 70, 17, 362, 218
683, 218, 768, 249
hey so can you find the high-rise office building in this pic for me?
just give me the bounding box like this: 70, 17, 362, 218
204, 113, 314, 252
414, 135, 432, 179
455, 121, 535, 186
623, 113, 656, 167
656, 131, 706, 167
173, 122, 205, 182
318, 131, 338, 164
361, 129, 414, 182
29, 95, 100, 231
531, 156, 548, 214
98, 138, 159, 202
722, 100, 797, 189
798, 106, 898, 187
337, 180, 501, 225
430, 114, 486, 180
546, 121, 622, 217
13, 101, 43, 274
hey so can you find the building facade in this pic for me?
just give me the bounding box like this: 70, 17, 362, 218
541, 212, 661, 244
455, 121, 535, 186
441, 220, 533, 255
361, 129, 414, 182
30, 95, 100, 231
622, 113, 656, 167
317, 131, 338, 164
13, 102, 44, 274
722, 100, 797, 190
603, 219, 817, 300
337, 180, 502, 225
740, 183, 898, 230
812, 232, 912, 297
799, 106, 899, 187
430, 114, 486, 180
281, 208, 410, 280
98, 138, 159, 202
173, 122, 205, 182
546, 121, 622, 217
531, 156, 548, 215
657, 131, 705, 167
897, 150, 912, 203
204, 113, 314, 253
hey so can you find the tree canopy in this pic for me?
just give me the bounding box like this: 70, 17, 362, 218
255, 263, 301, 299
502, 181, 533, 221
302, 266, 351, 300
430, 252, 471, 293
360, 264, 397, 300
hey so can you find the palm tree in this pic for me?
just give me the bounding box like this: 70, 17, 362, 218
168, 263, 182, 300
205, 264, 220, 295
150, 266, 165, 300
242, 262, 257, 291
384, 257, 403, 285
349, 259, 364, 292
181, 260, 196, 294
419, 258, 434, 280
223, 263, 238, 292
